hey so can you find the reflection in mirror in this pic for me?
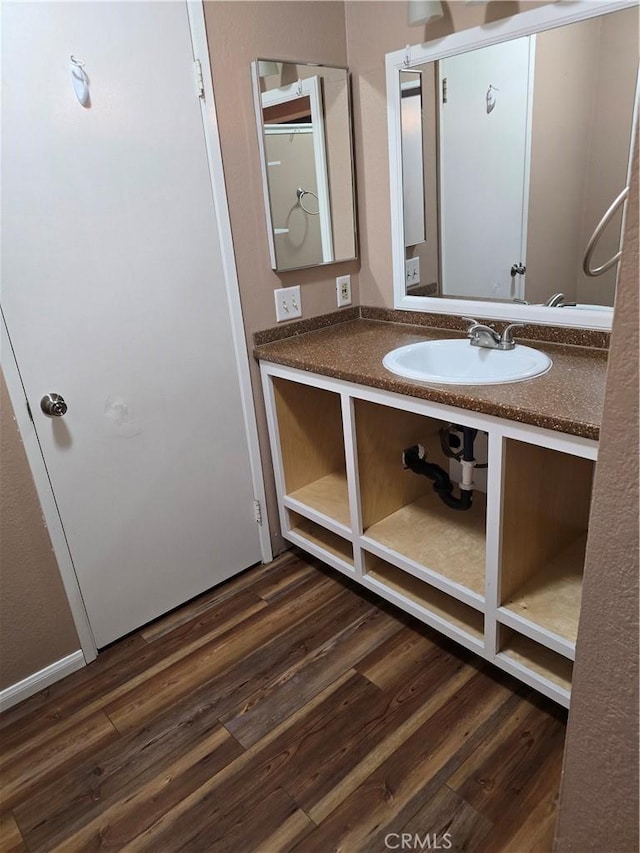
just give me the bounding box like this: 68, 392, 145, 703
400, 71, 426, 251
252, 60, 357, 272
393, 3, 639, 323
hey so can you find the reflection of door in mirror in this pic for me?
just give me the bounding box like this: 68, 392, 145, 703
262, 77, 333, 269
401, 6, 638, 309
438, 37, 533, 301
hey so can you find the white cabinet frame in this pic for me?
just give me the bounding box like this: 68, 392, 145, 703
260, 361, 598, 707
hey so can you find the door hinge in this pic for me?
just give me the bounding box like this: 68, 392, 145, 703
26, 400, 34, 422
442, 77, 448, 104
194, 59, 205, 100
254, 500, 263, 525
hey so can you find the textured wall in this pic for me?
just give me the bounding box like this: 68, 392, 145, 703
553, 137, 639, 852
0, 372, 80, 691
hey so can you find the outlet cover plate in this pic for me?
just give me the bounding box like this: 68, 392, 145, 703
336, 275, 352, 307
274, 285, 302, 322
405, 257, 420, 287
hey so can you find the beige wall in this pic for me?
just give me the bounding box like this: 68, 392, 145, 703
553, 134, 639, 853
203, 1, 356, 552
526, 18, 599, 305
0, 372, 80, 691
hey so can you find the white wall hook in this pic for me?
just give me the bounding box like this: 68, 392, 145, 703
486, 83, 499, 114
70, 55, 90, 107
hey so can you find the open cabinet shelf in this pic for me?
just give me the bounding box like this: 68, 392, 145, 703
498, 627, 573, 696
272, 377, 349, 528
286, 511, 354, 572
363, 552, 484, 644
365, 491, 486, 596
500, 440, 593, 654
354, 398, 487, 596
286, 470, 350, 527
500, 533, 586, 648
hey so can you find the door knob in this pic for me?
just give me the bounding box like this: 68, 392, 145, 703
40, 393, 68, 418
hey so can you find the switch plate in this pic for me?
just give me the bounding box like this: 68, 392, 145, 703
336, 275, 352, 307
405, 257, 420, 287
274, 285, 302, 322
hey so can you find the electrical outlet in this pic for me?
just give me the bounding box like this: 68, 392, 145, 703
274, 285, 302, 322
405, 257, 420, 287
336, 275, 352, 307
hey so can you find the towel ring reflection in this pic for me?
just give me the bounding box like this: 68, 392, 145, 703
583, 186, 629, 277
296, 187, 320, 215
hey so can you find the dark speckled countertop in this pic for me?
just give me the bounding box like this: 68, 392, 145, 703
255, 317, 607, 440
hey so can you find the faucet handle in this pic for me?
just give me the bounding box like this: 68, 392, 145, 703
461, 317, 479, 339
462, 317, 496, 328
462, 317, 495, 333
500, 323, 525, 347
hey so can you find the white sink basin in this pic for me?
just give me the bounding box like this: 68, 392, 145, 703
383, 338, 552, 385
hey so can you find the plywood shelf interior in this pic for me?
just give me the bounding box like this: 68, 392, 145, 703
500, 440, 593, 615
273, 378, 348, 525
501, 533, 586, 645
500, 629, 573, 692
354, 399, 486, 596
365, 492, 486, 596
287, 471, 350, 527
365, 554, 484, 640
288, 514, 354, 565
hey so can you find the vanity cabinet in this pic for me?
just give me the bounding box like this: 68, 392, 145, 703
261, 362, 597, 707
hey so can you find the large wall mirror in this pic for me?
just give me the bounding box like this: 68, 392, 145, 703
251, 60, 357, 272
387, 0, 639, 330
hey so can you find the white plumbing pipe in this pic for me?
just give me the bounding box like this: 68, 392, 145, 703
459, 458, 475, 491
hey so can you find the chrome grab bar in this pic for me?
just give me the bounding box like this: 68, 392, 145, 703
582, 186, 629, 277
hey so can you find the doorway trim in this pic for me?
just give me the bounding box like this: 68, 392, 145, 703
187, 1, 272, 564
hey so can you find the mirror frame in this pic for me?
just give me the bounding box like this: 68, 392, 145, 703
251, 59, 358, 272
386, 0, 639, 331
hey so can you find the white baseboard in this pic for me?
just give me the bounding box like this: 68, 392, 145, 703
0, 650, 86, 713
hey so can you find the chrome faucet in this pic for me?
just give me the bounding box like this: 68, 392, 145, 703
545, 292, 577, 308
463, 318, 524, 351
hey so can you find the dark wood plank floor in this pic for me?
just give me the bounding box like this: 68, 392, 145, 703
0, 550, 567, 852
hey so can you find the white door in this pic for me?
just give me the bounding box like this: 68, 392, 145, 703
439, 37, 534, 299
1, 2, 263, 648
